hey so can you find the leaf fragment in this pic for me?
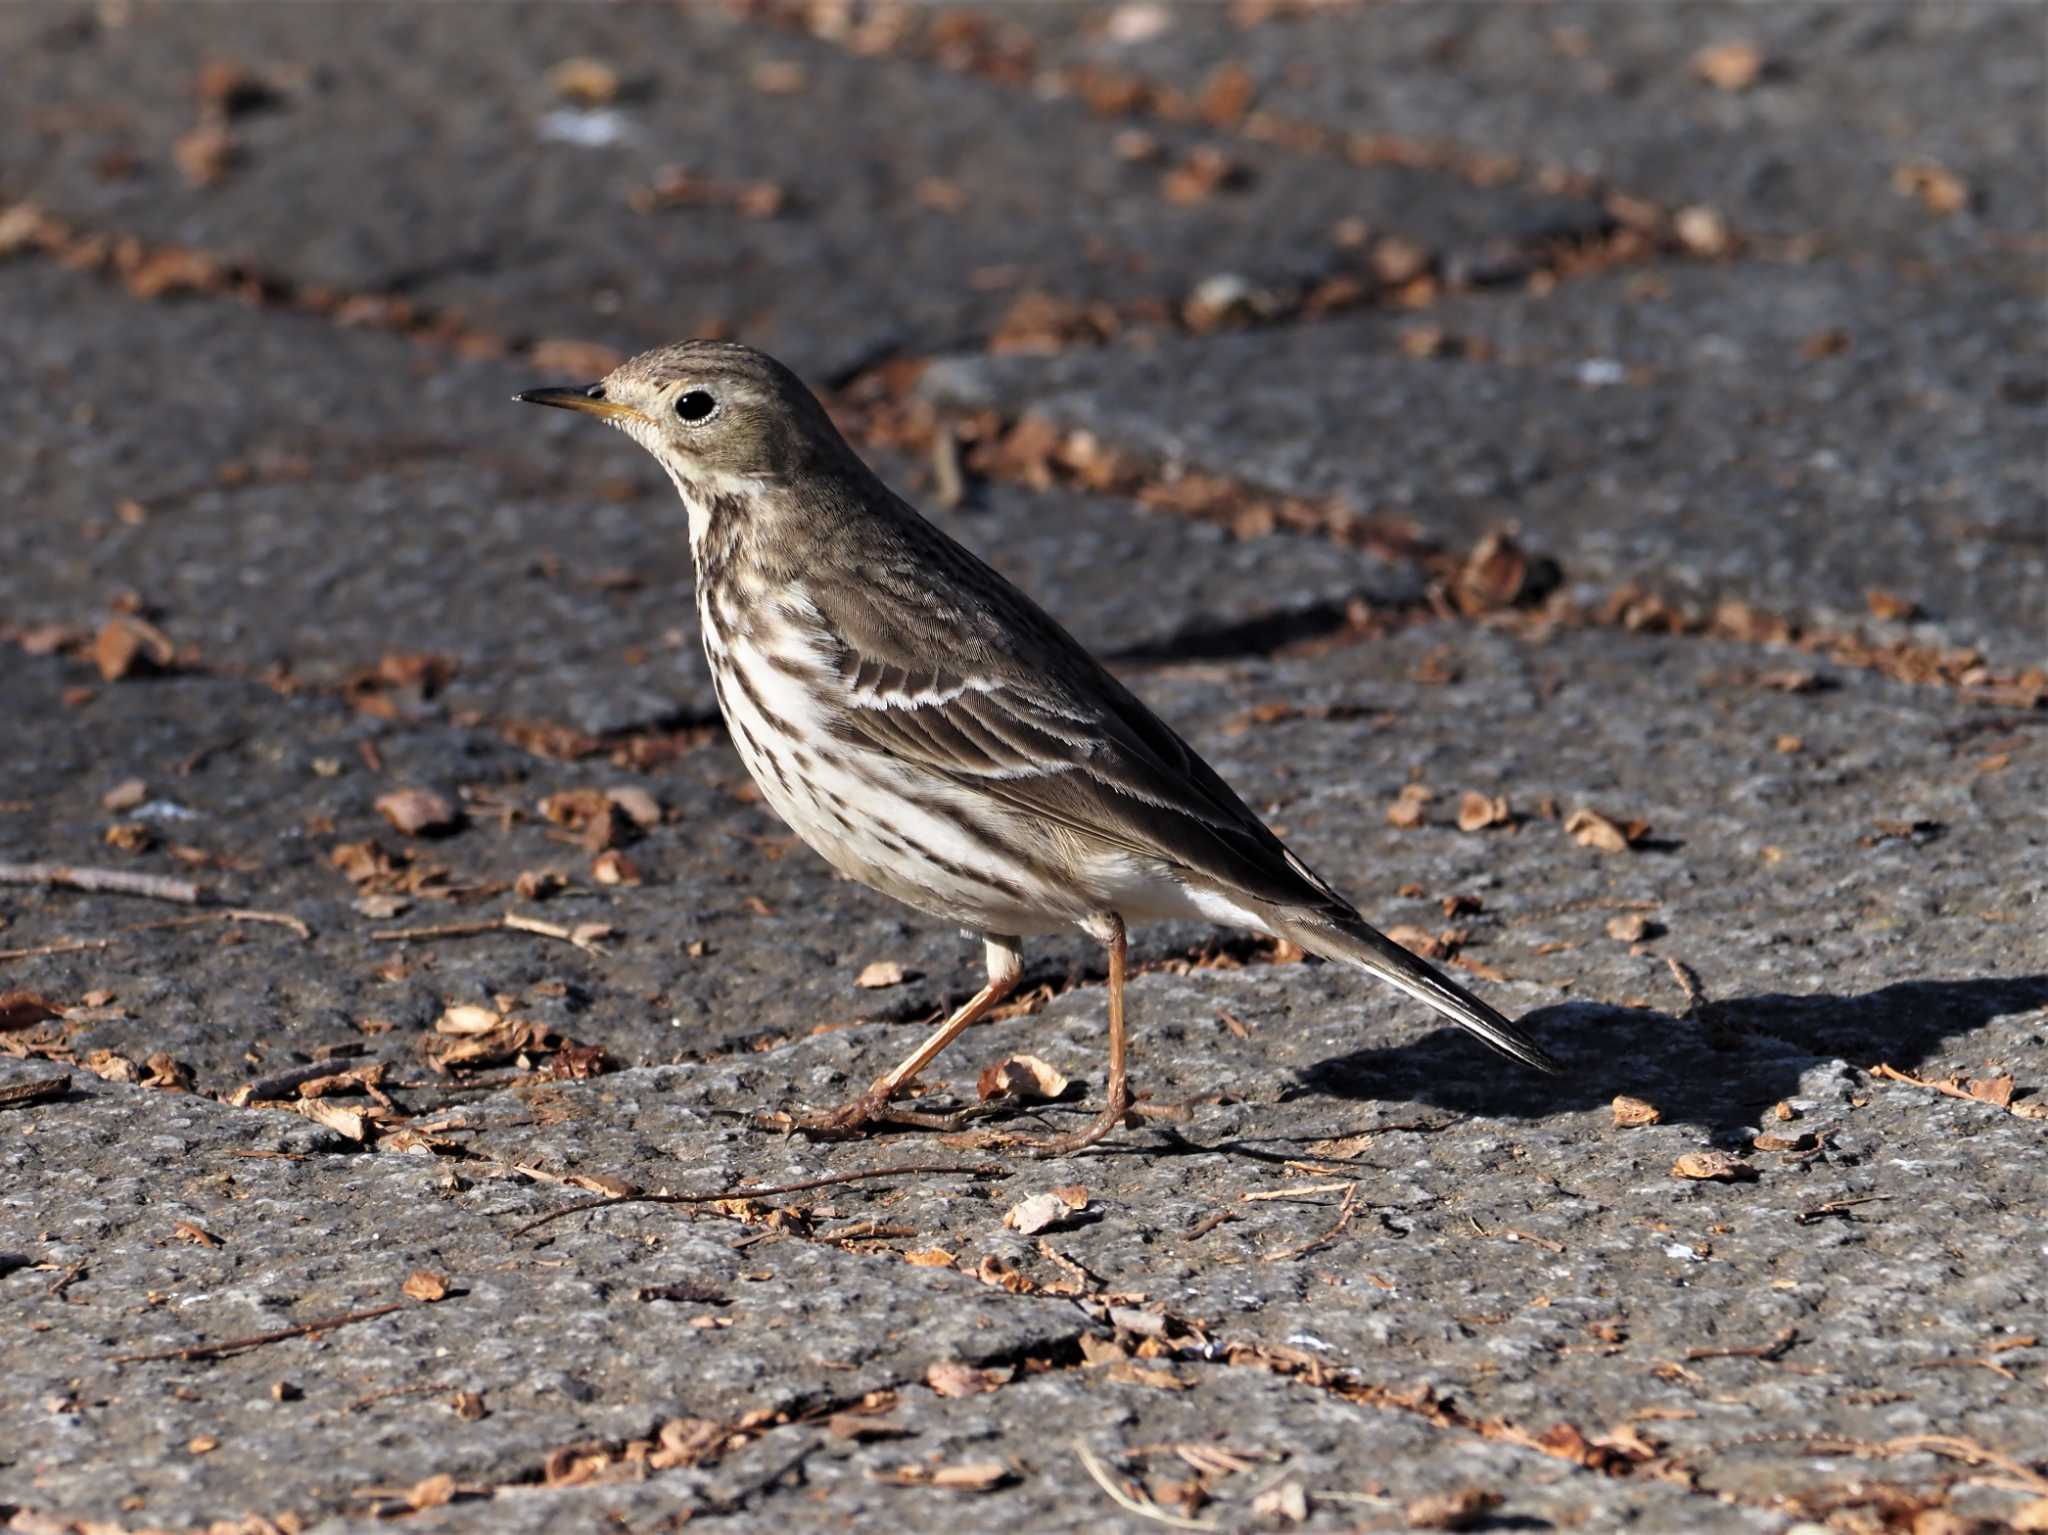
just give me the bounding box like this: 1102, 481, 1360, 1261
402, 1270, 448, 1302
1671, 1150, 1756, 1183
1611, 1095, 1662, 1128
976, 1054, 1070, 1103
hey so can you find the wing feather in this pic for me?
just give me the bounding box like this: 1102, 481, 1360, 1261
805, 560, 1347, 915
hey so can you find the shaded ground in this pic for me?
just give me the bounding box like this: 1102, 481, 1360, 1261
3, 4, 2044, 1534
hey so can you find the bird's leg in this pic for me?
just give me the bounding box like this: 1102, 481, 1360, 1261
1028, 913, 1136, 1158
793, 935, 1022, 1136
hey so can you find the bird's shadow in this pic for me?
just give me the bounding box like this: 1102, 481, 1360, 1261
1298, 974, 2048, 1138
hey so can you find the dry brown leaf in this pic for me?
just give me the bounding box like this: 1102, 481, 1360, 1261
1161, 145, 1249, 205
173, 122, 237, 186
84, 1049, 141, 1083
1894, 160, 1970, 215
604, 785, 662, 827
450, 1391, 488, 1420
375, 787, 460, 836
1456, 791, 1513, 832
1051, 1184, 1088, 1210
406, 1473, 456, 1511
828, 1411, 910, 1442
1372, 234, 1430, 285
925, 1360, 1008, 1398
541, 789, 621, 850
1105, 1360, 1194, 1392
1002, 1193, 1070, 1236
1385, 782, 1434, 829
294, 1097, 365, 1141
854, 960, 910, 989
1673, 204, 1733, 256
94, 616, 174, 680
1565, 807, 1649, 853
101, 777, 147, 812
1605, 913, 1657, 943
975, 1254, 1033, 1294
515, 869, 566, 900
1691, 40, 1763, 90
402, 1270, 449, 1302
1671, 1150, 1756, 1183
143, 1052, 194, 1091
590, 849, 641, 886
1965, 1075, 2015, 1108
1385, 924, 1448, 960
568, 923, 613, 952
1451, 529, 1553, 613
565, 1172, 638, 1198
917, 1461, 1014, 1491
328, 840, 393, 885
903, 1247, 957, 1268
547, 57, 620, 105
1611, 1095, 1662, 1128
1752, 1131, 1814, 1152
195, 60, 279, 117
103, 821, 153, 853
173, 1220, 220, 1247
1079, 1333, 1128, 1367
187, 1434, 220, 1455
976, 1053, 1070, 1103
436, 1003, 504, 1036
1252, 1481, 1310, 1523
1198, 61, 1255, 126
647, 1417, 726, 1470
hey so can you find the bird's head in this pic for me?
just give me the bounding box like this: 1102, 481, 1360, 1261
515, 340, 850, 484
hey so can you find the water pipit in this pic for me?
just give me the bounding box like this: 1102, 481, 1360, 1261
518, 341, 1560, 1153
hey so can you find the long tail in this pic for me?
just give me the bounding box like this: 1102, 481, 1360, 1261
1275, 910, 1562, 1075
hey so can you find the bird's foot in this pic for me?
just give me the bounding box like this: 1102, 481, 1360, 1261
1014, 1078, 1138, 1159
761, 1082, 1000, 1140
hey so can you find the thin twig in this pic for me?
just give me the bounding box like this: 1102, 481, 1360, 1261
1, 908, 311, 966
0, 937, 115, 963
1035, 1239, 1103, 1294
372, 911, 605, 953
1263, 1183, 1360, 1264
348, 1381, 455, 1412
1240, 1181, 1354, 1203
111, 1300, 420, 1364
1465, 1217, 1566, 1254
1739, 1434, 2048, 1495
512, 1161, 1006, 1237
0, 862, 203, 903
369, 919, 506, 942
1666, 955, 1709, 1016
1685, 1326, 1800, 1363
46, 1261, 86, 1300
1071, 1441, 1217, 1531
151, 908, 313, 940
1794, 1195, 1887, 1226
1183, 1209, 1238, 1243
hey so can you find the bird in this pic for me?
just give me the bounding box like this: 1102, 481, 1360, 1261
516, 341, 1559, 1154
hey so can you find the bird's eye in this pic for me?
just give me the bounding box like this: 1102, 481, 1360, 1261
674, 389, 719, 424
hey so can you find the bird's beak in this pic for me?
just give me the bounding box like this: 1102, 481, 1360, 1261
513, 384, 646, 423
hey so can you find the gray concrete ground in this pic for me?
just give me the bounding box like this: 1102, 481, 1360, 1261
3, 4, 2044, 1533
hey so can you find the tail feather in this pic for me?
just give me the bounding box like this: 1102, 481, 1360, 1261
1278, 912, 1561, 1075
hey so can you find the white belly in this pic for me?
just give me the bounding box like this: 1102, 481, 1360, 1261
699, 595, 1272, 942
